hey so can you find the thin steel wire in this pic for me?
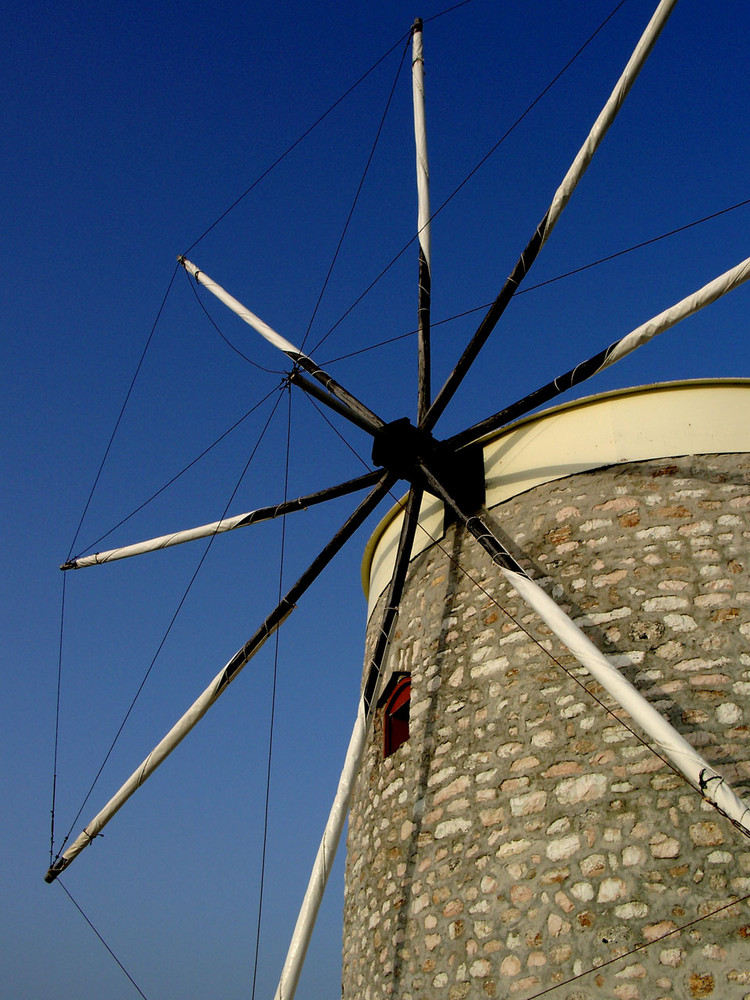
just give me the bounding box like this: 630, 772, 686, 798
53, 387, 287, 859
57, 879, 152, 1000
251, 386, 293, 999
321, 196, 750, 364
65, 265, 179, 562
310, 0, 629, 357
300, 35, 410, 353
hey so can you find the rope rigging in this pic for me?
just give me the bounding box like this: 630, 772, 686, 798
53, 0, 636, 580
62, 182, 749, 577
299, 35, 411, 354
44, 1, 750, 997
50, 386, 288, 862
70, 384, 282, 562
185, 270, 285, 374
320, 194, 750, 365
57, 880, 152, 1000
180, 31, 414, 258
179, 0, 478, 258
48, 20, 417, 871
49, 572, 67, 866
251, 385, 293, 1000
309, 0, 631, 357
65, 265, 180, 564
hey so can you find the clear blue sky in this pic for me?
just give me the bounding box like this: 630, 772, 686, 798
4, 1, 750, 997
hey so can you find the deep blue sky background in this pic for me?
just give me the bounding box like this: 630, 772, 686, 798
4, 1, 750, 997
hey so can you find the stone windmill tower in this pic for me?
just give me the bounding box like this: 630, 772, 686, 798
343, 380, 750, 1000
45, 8, 750, 1000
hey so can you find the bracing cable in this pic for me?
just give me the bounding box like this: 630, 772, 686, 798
299, 35, 411, 353
71, 385, 280, 562
52, 385, 287, 860
181, 0, 475, 256
310, 0, 629, 356
65, 265, 180, 563
251, 385, 293, 1000
424, 0, 474, 23
525, 892, 750, 999
58, 879, 152, 1000
320, 195, 750, 365
52, 263, 181, 858
182, 35, 412, 256
185, 270, 284, 374
298, 392, 373, 475
49, 572, 67, 866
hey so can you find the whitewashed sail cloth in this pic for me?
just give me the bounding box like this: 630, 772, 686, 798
181, 258, 302, 357
274, 701, 368, 1000
71, 512, 259, 567
411, 25, 430, 266
53, 613, 290, 869
544, 0, 678, 244
603, 257, 750, 370
504, 566, 750, 833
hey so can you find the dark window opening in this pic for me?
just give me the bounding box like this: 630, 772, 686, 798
383, 675, 410, 758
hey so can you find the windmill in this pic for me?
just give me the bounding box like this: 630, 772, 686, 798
44, 4, 750, 998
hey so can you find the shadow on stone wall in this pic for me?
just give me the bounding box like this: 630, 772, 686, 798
390, 525, 467, 996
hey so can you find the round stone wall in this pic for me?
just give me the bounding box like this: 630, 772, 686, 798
343, 452, 750, 1000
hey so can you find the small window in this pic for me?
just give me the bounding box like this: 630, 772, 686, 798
383, 675, 410, 758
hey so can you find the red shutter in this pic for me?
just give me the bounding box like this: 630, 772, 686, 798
384, 676, 410, 757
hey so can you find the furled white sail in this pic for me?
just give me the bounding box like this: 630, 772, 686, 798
544, 0, 679, 243
603, 255, 750, 369
458, 509, 750, 838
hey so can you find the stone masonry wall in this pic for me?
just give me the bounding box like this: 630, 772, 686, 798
342, 453, 750, 1000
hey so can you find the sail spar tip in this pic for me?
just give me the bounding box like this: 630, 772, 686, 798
44, 858, 67, 884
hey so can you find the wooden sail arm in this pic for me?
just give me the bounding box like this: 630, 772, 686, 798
45, 471, 395, 885
289, 371, 382, 435
273, 486, 424, 1000
264, 33, 434, 983
417, 456, 750, 839
61, 470, 383, 571
179, 256, 385, 432
449, 253, 750, 449
422, 0, 680, 433
411, 18, 431, 423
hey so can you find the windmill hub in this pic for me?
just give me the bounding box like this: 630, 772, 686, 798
371, 417, 431, 479
371, 417, 485, 516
